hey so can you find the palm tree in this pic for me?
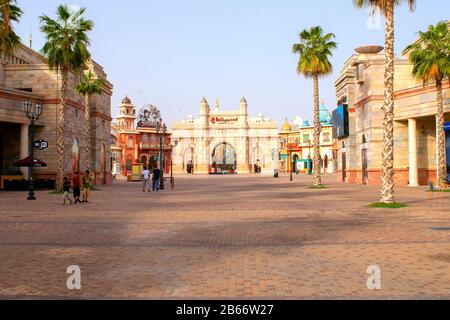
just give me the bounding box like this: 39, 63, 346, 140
353, 0, 415, 204
404, 22, 450, 189
293, 26, 337, 186
40, 5, 93, 191
0, 0, 22, 55
75, 69, 104, 174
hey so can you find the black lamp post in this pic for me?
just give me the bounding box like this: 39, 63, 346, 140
170, 139, 178, 189
156, 120, 166, 190
289, 144, 293, 182
23, 99, 43, 200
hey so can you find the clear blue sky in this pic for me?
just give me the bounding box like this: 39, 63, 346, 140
15, 0, 450, 128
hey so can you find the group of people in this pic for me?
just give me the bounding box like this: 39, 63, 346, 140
62, 170, 93, 205
142, 165, 161, 192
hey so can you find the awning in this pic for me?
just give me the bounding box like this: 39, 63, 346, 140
13, 156, 47, 167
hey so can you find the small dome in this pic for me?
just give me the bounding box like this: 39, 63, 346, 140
122, 95, 131, 104
240, 96, 248, 104
281, 118, 292, 132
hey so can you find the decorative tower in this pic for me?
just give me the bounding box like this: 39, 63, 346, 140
199, 97, 210, 127
116, 95, 136, 131
215, 97, 219, 113
239, 96, 248, 125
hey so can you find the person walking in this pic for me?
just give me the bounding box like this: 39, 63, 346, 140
82, 170, 92, 203
62, 177, 73, 205
72, 172, 82, 204
142, 166, 151, 192
153, 165, 161, 192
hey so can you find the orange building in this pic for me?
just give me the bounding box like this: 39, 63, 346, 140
111, 96, 172, 177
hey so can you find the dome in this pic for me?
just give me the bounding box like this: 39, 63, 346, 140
122, 95, 131, 104
281, 118, 292, 132
319, 102, 331, 123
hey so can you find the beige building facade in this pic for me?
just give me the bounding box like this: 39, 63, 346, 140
334, 45, 449, 186
0, 44, 113, 189
171, 97, 278, 175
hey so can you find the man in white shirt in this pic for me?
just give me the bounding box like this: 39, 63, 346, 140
143, 167, 151, 192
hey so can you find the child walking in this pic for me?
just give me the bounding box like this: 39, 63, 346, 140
63, 177, 73, 205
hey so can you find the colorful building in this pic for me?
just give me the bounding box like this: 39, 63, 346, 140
334, 44, 449, 186
279, 102, 337, 175
111, 96, 172, 178
0, 43, 113, 189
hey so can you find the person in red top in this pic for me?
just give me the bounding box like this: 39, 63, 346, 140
72, 172, 81, 204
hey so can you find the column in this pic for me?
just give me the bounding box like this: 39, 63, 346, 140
408, 118, 419, 187
20, 124, 29, 177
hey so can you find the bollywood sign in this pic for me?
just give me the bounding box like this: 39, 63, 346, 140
210, 116, 238, 125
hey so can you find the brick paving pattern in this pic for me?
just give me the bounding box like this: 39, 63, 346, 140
1, 174, 450, 299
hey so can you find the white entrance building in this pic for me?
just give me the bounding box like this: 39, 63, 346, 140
171, 97, 278, 175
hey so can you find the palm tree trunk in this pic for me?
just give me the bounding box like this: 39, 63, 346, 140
56, 69, 68, 191
312, 74, 322, 186
84, 94, 92, 173
380, 0, 395, 204
436, 80, 447, 189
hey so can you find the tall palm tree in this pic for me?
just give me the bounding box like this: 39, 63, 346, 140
293, 26, 337, 186
404, 22, 450, 189
353, 0, 416, 203
75, 69, 104, 174
40, 5, 93, 191
0, 0, 22, 55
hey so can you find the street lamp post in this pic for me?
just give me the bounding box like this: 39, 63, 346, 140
156, 120, 166, 190
23, 99, 42, 200
289, 144, 293, 182
170, 139, 178, 189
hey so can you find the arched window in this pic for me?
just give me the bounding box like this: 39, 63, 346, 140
362, 135, 367, 144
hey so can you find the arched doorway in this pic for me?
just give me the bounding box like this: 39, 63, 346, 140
148, 155, 157, 171
101, 144, 106, 184
72, 138, 80, 174
211, 142, 236, 174
140, 155, 148, 167
184, 148, 194, 174
293, 154, 299, 173
125, 154, 133, 176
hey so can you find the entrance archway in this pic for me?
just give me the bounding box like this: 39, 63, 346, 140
184, 147, 194, 174
211, 142, 236, 174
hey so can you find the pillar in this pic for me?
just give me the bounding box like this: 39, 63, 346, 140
408, 118, 419, 187
20, 124, 29, 177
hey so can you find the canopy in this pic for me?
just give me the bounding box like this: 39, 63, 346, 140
13, 156, 47, 168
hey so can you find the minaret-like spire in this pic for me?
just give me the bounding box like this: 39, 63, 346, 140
215, 97, 219, 112
29, 25, 32, 48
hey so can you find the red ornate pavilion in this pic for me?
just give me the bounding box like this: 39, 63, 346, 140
111, 96, 172, 177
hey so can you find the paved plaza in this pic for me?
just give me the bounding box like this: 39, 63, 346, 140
1, 174, 450, 299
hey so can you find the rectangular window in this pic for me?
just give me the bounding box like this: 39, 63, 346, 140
302, 134, 309, 144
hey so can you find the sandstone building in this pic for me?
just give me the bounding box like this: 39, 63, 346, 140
334, 45, 449, 186
0, 44, 113, 189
